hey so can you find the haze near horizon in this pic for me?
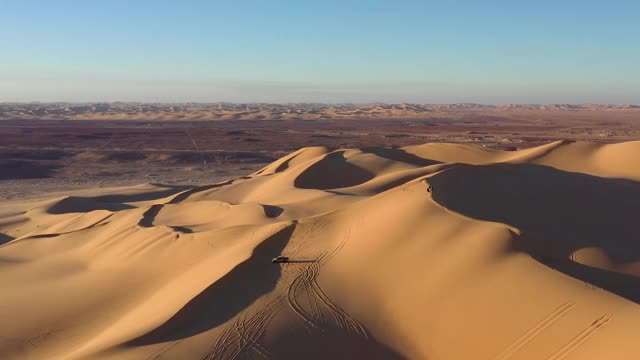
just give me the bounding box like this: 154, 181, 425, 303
1, 0, 639, 104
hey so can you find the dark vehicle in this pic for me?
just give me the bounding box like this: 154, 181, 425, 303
272, 256, 289, 263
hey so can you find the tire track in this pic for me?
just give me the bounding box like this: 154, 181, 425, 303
184, 128, 208, 170
308, 261, 328, 327
308, 262, 368, 339
492, 301, 575, 360
285, 232, 368, 340
285, 219, 329, 259
203, 219, 361, 359
146, 339, 184, 360
281, 220, 334, 333
545, 313, 613, 360
201, 276, 283, 360
301, 265, 325, 329
202, 323, 240, 360
204, 292, 284, 360
235, 301, 279, 360
287, 267, 320, 334
201, 222, 302, 359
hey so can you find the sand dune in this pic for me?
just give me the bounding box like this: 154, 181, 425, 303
1, 140, 639, 359
2, 102, 639, 121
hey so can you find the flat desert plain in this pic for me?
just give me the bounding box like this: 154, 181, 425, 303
1, 105, 640, 359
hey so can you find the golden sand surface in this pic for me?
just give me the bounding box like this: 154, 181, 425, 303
1, 140, 639, 359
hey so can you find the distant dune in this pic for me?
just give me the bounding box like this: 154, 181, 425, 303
1, 140, 640, 359
1, 103, 639, 121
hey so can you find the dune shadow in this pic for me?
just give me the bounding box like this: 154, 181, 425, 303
262, 204, 284, 218
361, 147, 440, 167
169, 225, 193, 234
138, 204, 163, 227
129, 224, 296, 345
0, 256, 24, 264
90, 184, 193, 203
47, 196, 134, 215
430, 164, 640, 263
429, 163, 640, 302
294, 152, 374, 190
323, 190, 361, 196
540, 257, 640, 303
270, 326, 406, 360
274, 154, 300, 173
0, 159, 62, 180
0, 149, 73, 161
167, 180, 235, 204
0, 233, 15, 246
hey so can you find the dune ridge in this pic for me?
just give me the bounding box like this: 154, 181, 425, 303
1, 140, 639, 359
2, 102, 639, 121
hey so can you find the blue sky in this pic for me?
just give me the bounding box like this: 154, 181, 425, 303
1, 0, 639, 103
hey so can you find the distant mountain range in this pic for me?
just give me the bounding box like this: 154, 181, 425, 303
1, 103, 638, 120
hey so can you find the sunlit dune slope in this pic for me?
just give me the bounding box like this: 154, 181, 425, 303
1, 140, 639, 360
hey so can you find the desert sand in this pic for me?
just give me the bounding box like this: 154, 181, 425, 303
3, 108, 640, 201
1, 140, 640, 359
1, 102, 638, 121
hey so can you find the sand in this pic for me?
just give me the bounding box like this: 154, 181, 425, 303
1, 140, 639, 359
1, 103, 639, 121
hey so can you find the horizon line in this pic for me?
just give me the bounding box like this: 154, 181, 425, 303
1, 101, 638, 107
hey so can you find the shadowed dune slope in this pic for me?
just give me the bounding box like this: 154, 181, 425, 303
1, 141, 639, 360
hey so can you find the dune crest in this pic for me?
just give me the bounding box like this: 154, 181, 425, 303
1, 141, 639, 359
